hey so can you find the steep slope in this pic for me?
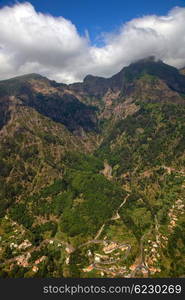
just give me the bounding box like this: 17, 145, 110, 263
0, 74, 98, 133
110, 56, 185, 94
0, 95, 96, 215
0, 58, 185, 278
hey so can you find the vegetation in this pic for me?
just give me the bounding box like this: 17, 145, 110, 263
0, 58, 184, 278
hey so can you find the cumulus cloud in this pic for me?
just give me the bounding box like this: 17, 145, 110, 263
0, 2, 185, 83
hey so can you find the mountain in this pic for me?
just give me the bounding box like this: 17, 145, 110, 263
0, 74, 98, 133
0, 58, 185, 278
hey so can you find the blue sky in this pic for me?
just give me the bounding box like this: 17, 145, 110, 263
0, 1, 185, 82
0, 0, 185, 42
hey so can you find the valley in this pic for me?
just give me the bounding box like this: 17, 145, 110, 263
0, 57, 185, 278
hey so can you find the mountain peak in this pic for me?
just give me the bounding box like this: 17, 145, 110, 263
0, 73, 46, 83
110, 56, 185, 94
131, 55, 160, 64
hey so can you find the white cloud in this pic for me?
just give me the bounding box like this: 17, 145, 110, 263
0, 3, 185, 83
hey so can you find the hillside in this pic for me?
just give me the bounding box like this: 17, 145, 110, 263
0, 58, 185, 278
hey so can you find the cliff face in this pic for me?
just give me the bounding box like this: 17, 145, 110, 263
0, 58, 185, 278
